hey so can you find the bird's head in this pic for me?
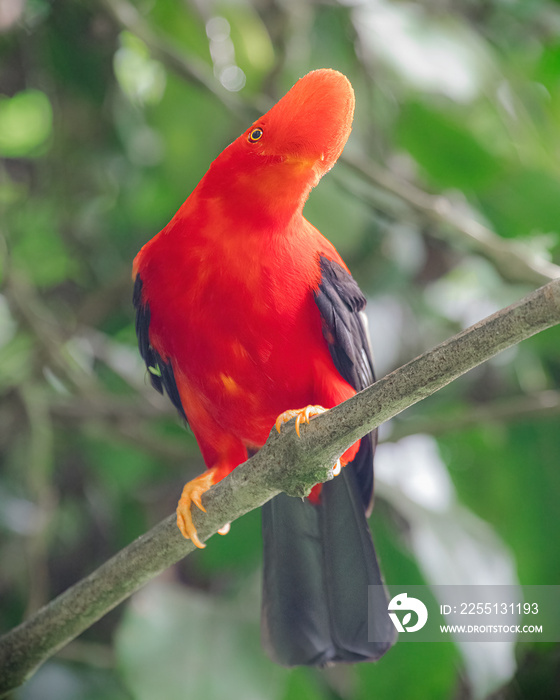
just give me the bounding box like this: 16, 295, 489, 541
241, 69, 355, 182
200, 69, 355, 226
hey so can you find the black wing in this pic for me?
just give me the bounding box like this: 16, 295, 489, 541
313, 254, 376, 511
314, 255, 375, 390
133, 274, 187, 421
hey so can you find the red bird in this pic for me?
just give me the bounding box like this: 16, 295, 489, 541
133, 69, 395, 666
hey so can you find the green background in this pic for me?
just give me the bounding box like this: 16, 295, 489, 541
1, 0, 560, 698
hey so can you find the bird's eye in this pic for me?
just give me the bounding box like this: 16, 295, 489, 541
248, 127, 263, 143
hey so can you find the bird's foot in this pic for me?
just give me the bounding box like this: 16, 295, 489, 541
176, 468, 218, 548
275, 404, 327, 437
275, 405, 342, 476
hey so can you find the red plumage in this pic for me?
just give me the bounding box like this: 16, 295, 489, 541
134, 69, 358, 485
134, 69, 395, 666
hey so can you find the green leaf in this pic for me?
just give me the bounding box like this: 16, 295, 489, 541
440, 420, 560, 585
480, 169, 560, 239
0, 90, 53, 157
396, 101, 502, 190
357, 639, 458, 700
114, 32, 167, 106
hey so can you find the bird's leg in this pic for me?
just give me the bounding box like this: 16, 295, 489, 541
176, 432, 246, 547
275, 405, 342, 475
176, 468, 219, 548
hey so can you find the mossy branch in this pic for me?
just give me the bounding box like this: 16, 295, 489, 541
1, 278, 560, 697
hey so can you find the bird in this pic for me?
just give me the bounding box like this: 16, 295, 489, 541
133, 68, 395, 666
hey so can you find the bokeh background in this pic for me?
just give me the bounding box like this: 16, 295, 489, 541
1, 0, 560, 698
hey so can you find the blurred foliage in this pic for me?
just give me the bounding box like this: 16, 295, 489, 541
1, 0, 560, 699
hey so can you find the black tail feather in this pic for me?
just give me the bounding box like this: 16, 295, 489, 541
261, 466, 396, 667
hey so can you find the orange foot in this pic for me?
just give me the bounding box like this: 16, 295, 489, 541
176, 468, 218, 549
275, 405, 341, 476
275, 405, 327, 437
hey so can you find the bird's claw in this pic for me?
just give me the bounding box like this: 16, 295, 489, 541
176, 469, 217, 549
275, 405, 342, 477
333, 458, 342, 477
275, 405, 327, 437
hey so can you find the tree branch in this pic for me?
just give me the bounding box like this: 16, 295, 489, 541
1, 278, 560, 696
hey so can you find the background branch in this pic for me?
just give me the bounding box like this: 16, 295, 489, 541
99, 0, 255, 123
1, 277, 559, 697
343, 155, 560, 287
386, 389, 560, 441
